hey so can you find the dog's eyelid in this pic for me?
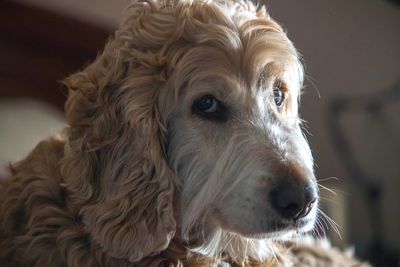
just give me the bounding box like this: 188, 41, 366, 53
273, 79, 288, 92
191, 94, 228, 122
256, 63, 286, 87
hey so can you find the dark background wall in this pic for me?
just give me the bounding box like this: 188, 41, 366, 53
268, 1, 400, 265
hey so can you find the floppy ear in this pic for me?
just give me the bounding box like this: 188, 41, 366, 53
60, 3, 177, 262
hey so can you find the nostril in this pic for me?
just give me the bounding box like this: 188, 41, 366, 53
282, 202, 302, 219
287, 203, 300, 212
270, 181, 317, 221
295, 197, 316, 220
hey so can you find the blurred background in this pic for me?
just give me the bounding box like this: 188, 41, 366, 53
0, 0, 399, 266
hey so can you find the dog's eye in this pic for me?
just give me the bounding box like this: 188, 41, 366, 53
192, 95, 226, 121
273, 86, 285, 107
195, 96, 218, 112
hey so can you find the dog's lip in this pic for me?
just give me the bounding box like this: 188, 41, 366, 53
272, 216, 315, 233
233, 218, 314, 240
212, 208, 315, 239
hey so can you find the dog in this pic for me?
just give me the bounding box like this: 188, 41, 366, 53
0, 0, 370, 266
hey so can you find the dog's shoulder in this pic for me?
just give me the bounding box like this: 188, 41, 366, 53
0, 129, 69, 266
1, 128, 68, 187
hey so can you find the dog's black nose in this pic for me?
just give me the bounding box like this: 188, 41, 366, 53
270, 180, 317, 221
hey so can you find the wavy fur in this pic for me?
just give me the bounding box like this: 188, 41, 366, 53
0, 0, 370, 266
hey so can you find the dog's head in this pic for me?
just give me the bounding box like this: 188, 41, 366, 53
62, 0, 318, 263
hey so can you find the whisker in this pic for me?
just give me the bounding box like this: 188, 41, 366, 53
322, 212, 341, 230
315, 216, 326, 239
328, 188, 352, 196
319, 210, 342, 240
317, 176, 339, 182
313, 219, 322, 238
312, 228, 321, 239
299, 120, 313, 137
318, 184, 337, 196
319, 196, 339, 204
317, 210, 329, 231
318, 217, 328, 237
305, 75, 321, 99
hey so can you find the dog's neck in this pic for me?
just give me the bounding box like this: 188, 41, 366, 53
188, 229, 276, 264
137, 236, 282, 267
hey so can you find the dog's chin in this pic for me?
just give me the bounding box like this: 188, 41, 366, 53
216, 213, 317, 241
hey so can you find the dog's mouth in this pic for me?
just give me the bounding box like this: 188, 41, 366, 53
241, 216, 317, 240
213, 205, 317, 240
275, 216, 315, 234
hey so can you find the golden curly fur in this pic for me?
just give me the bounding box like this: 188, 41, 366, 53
0, 0, 370, 266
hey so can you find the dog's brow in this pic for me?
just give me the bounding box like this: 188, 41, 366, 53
254, 63, 282, 92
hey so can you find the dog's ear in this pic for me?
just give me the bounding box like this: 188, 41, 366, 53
61, 2, 176, 262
